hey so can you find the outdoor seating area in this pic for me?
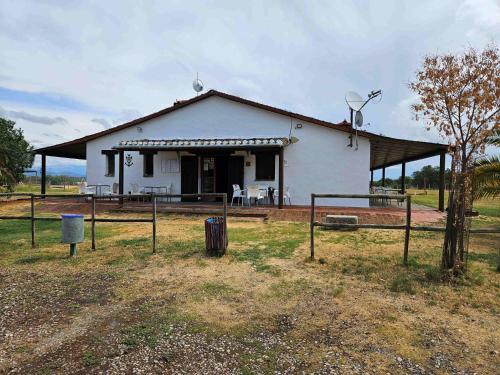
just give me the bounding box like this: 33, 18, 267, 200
78, 181, 175, 202
370, 186, 404, 207
231, 184, 291, 207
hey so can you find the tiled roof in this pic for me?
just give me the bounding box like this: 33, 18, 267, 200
114, 137, 290, 149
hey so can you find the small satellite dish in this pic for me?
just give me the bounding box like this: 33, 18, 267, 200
354, 111, 363, 127
345, 91, 364, 112
192, 77, 203, 93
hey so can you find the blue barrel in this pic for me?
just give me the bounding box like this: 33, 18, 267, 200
61, 214, 84, 244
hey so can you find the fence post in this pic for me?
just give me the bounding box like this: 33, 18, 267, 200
152, 193, 157, 253
310, 194, 315, 259
91, 194, 96, 250
223, 193, 228, 248
403, 195, 411, 266
30, 194, 35, 248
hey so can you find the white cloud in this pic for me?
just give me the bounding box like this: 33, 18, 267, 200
0, 105, 68, 125
0, 0, 497, 177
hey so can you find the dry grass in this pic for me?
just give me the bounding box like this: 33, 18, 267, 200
0, 202, 499, 374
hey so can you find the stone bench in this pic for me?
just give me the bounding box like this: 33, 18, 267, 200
323, 215, 358, 231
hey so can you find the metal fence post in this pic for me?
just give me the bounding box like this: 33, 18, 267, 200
30, 194, 35, 248
152, 193, 157, 253
91, 194, 96, 250
403, 195, 411, 266
310, 194, 315, 259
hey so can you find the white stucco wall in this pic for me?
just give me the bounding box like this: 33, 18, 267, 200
86, 96, 370, 206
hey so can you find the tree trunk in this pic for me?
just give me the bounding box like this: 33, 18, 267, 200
442, 149, 472, 274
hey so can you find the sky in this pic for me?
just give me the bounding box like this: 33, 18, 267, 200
0, 0, 499, 177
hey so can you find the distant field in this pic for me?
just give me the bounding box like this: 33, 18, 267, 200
408, 189, 500, 217
3, 184, 79, 194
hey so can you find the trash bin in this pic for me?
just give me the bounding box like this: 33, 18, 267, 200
204, 216, 227, 256
61, 214, 84, 256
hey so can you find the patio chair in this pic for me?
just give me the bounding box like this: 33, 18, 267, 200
100, 185, 112, 195
246, 186, 265, 206
231, 184, 246, 206
78, 182, 95, 201
112, 182, 119, 194
273, 187, 291, 205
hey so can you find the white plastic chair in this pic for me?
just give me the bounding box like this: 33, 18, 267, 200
274, 187, 291, 205
231, 184, 246, 206
100, 185, 112, 197
246, 186, 265, 206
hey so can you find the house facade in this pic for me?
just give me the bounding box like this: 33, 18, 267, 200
34, 90, 448, 209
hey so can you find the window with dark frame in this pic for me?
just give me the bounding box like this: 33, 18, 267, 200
102, 150, 117, 177
143, 153, 154, 177
106, 154, 115, 176
255, 152, 276, 181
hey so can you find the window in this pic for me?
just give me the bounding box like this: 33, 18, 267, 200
255, 152, 275, 180
143, 153, 154, 177
101, 150, 116, 177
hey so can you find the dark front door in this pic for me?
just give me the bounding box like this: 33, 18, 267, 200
227, 156, 244, 200
181, 156, 198, 202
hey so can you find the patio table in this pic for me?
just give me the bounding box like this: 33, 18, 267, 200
87, 184, 110, 196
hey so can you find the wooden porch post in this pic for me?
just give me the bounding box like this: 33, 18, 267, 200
40, 154, 46, 195
438, 151, 445, 212
382, 167, 386, 187
118, 150, 124, 203
401, 162, 406, 194
278, 148, 284, 209
370, 170, 373, 188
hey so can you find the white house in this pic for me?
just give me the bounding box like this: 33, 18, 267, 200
35, 90, 448, 209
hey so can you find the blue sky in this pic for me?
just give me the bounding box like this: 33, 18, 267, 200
0, 0, 498, 177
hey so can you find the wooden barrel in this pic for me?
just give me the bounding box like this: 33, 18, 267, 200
205, 216, 227, 256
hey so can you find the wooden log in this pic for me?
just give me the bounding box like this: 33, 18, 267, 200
310, 194, 315, 259
31, 194, 35, 248
91, 195, 96, 250
403, 196, 411, 266
152, 194, 157, 253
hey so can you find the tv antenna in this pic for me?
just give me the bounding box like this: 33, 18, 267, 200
192, 72, 204, 95
345, 89, 382, 150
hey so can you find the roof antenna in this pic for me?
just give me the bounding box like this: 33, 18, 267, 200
192, 72, 204, 96
345, 89, 382, 150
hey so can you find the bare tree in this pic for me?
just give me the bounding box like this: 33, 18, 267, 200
409, 44, 500, 274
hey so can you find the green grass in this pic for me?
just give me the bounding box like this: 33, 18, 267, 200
0, 220, 116, 249
192, 281, 240, 301
82, 351, 100, 367
6, 184, 79, 194
229, 223, 307, 272
408, 189, 500, 217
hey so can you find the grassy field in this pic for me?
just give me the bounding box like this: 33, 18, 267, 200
408, 189, 500, 217
2, 184, 79, 194
0, 200, 498, 374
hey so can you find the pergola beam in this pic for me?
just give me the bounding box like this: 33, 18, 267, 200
401, 162, 406, 194
40, 154, 46, 195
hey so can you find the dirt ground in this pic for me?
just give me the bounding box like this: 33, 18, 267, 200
0, 200, 499, 374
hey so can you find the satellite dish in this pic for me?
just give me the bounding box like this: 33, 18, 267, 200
345, 91, 364, 112
192, 78, 203, 93
354, 111, 363, 127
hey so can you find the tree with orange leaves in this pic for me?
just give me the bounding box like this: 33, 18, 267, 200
409, 44, 499, 274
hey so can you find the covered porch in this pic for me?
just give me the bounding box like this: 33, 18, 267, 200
111, 137, 290, 208
367, 134, 449, 211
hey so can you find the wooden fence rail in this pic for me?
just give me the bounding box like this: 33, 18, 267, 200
310, 193, 500, 267
0, 192, 228, 253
